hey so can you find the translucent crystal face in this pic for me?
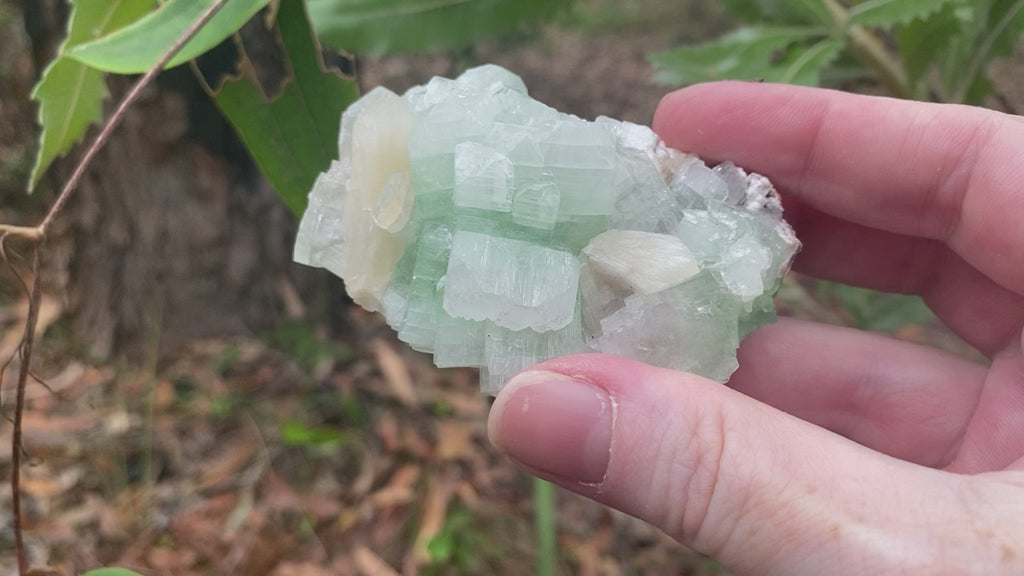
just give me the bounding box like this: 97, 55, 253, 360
295, 64, 800, 394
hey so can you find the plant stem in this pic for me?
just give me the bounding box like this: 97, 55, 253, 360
534, 477, 557, 576
11, 249, 42, 575
820, 0, 912, 99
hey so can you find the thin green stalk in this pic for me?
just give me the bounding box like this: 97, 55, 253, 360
534, 477, 557, 576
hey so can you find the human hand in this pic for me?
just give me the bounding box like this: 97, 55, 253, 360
487, 82, 1024, 575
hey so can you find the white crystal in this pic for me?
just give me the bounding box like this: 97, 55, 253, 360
597, 274, 740, 382
582, 230, 700, 295
512, 181, 560, 230
294, 88, 415, 311
443, 231, 580, 332
453, 142, 514, 212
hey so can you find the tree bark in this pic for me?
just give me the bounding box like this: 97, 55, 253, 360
63, 72, 302, 358
19, 1, 308, 360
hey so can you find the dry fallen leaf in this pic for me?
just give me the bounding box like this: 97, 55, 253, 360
410, 469, 456, 565
565, 523, 615, 576
272, 561, 335, 576
352, 546, 401, 576
199, 436, 258, 490
370, 339, 417, 406
147, 546, 199, 572
19, 412, 99, 449
369, 464, 420, 508
374, 411, 401, 453
435, 420, 479, 461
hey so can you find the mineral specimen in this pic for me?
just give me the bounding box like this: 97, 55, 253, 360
294, 65, 800, 394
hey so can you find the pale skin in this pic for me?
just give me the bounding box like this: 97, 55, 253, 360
487, 82, 1024, 575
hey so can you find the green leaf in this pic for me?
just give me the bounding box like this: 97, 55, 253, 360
280, 420, 344, 446
308, 0, 568, 54
762, 39, 844, 85
821, 283, 935, 332
781, 0, 834, 25
28, 0, 154, 191
957, 0, 1024, 102
81, 570, 147, 576
649, 26, 826, 85
722, 0, 832, 25
861, 294, 935, 333
721, 0, 798, 22
427, 533, 455, 563
895, 0, 1024, 103
849, 0, 957, 27
68, 0, 269, 74
215, 0, 358, 215
897, 2, 966, 93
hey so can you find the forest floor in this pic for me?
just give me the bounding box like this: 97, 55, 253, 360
0, 1, 997, 575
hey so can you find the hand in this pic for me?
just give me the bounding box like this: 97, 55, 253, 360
487, 82, 1024, 575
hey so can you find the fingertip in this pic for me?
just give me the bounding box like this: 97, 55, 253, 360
652, 81, 827, 165
488, 368, 615, 484
651, 81, 746, 148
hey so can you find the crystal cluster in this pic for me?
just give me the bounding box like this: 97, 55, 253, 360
294, 65, 800, 394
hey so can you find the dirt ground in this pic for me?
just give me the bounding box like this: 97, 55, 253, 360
0, 1, 997, 575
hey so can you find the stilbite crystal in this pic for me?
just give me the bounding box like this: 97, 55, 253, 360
294, 65, 800, 393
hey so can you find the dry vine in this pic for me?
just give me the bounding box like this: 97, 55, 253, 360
4, 1, 232, 572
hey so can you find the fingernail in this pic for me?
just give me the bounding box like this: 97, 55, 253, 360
489, 370, 613, 483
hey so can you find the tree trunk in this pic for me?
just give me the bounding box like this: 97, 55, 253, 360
20, 1, 308, 360
63, 73, 302, 358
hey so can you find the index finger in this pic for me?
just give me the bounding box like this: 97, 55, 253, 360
652, 82, 1024, 297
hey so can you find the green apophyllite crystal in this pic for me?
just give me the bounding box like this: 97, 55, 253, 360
294, 65, 800, 394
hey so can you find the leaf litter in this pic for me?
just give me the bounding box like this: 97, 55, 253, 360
0, 283, 743, 576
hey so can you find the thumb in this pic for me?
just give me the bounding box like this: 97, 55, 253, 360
486, 354, 1000, 576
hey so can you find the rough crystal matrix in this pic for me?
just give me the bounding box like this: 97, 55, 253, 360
294, 65, 800, 394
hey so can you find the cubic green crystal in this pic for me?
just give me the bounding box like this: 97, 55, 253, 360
294, 65, 800, 394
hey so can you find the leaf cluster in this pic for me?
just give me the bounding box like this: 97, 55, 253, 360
649, 0, 1024, 104
29, 0, 568, 214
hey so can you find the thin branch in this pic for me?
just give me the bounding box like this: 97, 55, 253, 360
28, 369, 60, 399
0, 226, 40, 241
37, 0, 234, 239
11, 248, 41, 576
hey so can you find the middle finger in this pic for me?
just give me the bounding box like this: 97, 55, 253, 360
788, 201, 1024, 355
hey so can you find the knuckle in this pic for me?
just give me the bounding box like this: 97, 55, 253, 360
656, 400, 735, 549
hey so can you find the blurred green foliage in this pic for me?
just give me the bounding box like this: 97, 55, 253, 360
280, 419, 346, 446
651, 0, 1022, 334
817, 282, 936, 332
650, 0, 1024, 104
309, 0, 568, 54
425, 506, 503, 574
263, 319, 355, 373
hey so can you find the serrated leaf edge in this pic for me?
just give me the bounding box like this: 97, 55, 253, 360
27, 0, 142, 190
777, 39, 844, 84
